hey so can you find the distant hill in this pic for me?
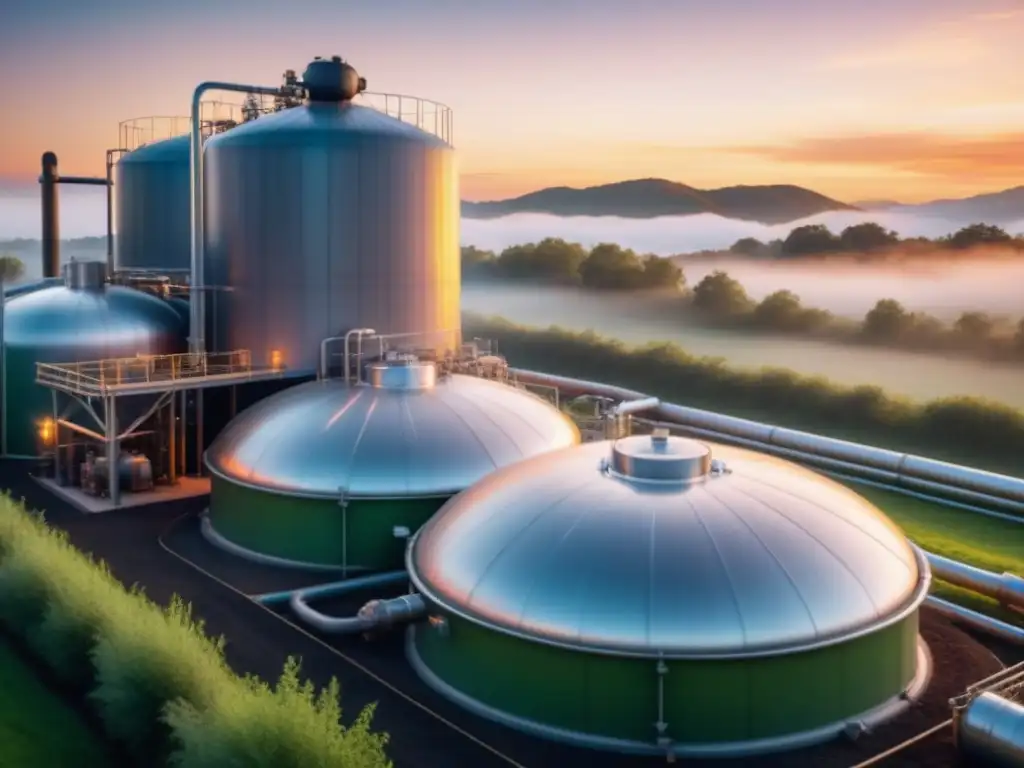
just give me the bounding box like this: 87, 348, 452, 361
461, 178, 858, 224
881, 186, 1024, 225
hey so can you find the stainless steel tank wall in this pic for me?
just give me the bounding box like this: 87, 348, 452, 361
509, 369, 1024, 511
958, 692, 1024, 768
203, 107, 461, 375
114, 135, 191, 272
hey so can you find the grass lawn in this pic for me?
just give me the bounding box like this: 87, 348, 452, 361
852, 483, 1024, 623
0, 637, 111, 768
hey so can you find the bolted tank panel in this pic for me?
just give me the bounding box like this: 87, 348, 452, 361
204, 363, 579, 568
209, 474, 446, 569
204, 103, 460, 375
410, 608, 921, 747
2, 284, 187, 456
406, 436, 932, 755
114, 135, 191, 272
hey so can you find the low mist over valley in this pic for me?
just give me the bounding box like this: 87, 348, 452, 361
3, 182, 1023, 408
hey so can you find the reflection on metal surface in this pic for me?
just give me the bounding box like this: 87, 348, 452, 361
5, 285, 184, 352
607, 431, 712, 482
114, 135, 192, 272
409, 437, 930, 657
367, 359, 436, 390
204, 101, 460, 373
958, 692, 1024, 768
511, 369, 1024, 514
925, 597, 1024, 645
63, 260, 107, 291
926, 552, 1024, 610
204, 373, 579, 498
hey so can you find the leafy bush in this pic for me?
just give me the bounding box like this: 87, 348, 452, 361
0, 496, 391, 767
166, 658, 392, 768
466, 314, 1024, 473
90, 594, 232, 760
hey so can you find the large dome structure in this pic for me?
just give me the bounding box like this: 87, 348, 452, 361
406, 432, 932, 757
204, 359, 579, 570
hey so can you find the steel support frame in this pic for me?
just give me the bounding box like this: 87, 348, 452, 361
49, 388, 175, 507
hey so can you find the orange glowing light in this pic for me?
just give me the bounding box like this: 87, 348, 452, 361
270, 350, 283, 370
38, 418, 54, 445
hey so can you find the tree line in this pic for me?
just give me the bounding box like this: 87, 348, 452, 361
461, 237, 1024, 364
463, 314, 1024, 480
723, 221, 1022, 260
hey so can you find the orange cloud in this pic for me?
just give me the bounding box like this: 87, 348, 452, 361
721, 132, 1024, 179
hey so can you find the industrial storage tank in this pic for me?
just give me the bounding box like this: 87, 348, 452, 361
2, 261, 187, 457
203, 359, 579, 570
407, 432, 932, 758
114, 135, 190, 272
203, 56, 460, 375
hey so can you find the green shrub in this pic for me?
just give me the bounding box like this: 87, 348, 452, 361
0, 495, 391, 768
90, 594, 232, 760
165, 658, 392, 768
0, 529, 58, 636
466, 314, 1024, 473
28, 556, 123, 691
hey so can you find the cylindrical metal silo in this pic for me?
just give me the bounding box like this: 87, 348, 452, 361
406, 434, 932, 758
2, 262, 187, 457
203, 359, 579, 570
114, 135, 191, 272
203, 59, 460, 376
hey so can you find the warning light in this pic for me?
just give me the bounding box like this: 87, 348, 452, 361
270, 350, 283, 371
38, 418, 54, 446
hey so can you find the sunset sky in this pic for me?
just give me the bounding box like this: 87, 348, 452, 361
2, 0, 1023, 203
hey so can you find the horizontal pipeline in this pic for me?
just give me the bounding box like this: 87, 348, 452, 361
511, 369, 1024, 518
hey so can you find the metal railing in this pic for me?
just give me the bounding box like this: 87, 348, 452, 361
117, 90, 452, 154
118, 101, 245, 151
34, 350, 283, 396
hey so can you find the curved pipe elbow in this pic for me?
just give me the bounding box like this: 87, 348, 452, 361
289, 592, 371, 635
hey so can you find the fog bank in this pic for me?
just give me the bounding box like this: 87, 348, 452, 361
3, 186, 1023, 250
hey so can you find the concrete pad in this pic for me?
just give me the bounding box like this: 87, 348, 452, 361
32, 475, 211, 514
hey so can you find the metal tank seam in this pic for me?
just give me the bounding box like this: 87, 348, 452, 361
682, 490, 750, 649
450, 378, 557, 445
702, 483, 821, 637
433, 388, 503, 471
646, 500, 657, 650
731, 468, 918, 567
460, 475, 596, 610
728, 482, 886, 617
509, 496, 594, 635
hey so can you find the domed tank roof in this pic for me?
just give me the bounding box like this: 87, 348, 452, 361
408, 433, 929, 658
5, 282, 186, 348
204, 361, 580, 498
203, 101, 448, 150
118, 134, 190, 164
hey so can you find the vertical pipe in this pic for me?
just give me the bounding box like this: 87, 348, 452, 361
168, 391, 176, 484
196, 390, 204, 475
51, 390, 60, 484
40, 152, 60, 278
106, 395, 120, 507
105, 150, 115, 275
190, 81, 286, 357
179, 390, 187, 476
